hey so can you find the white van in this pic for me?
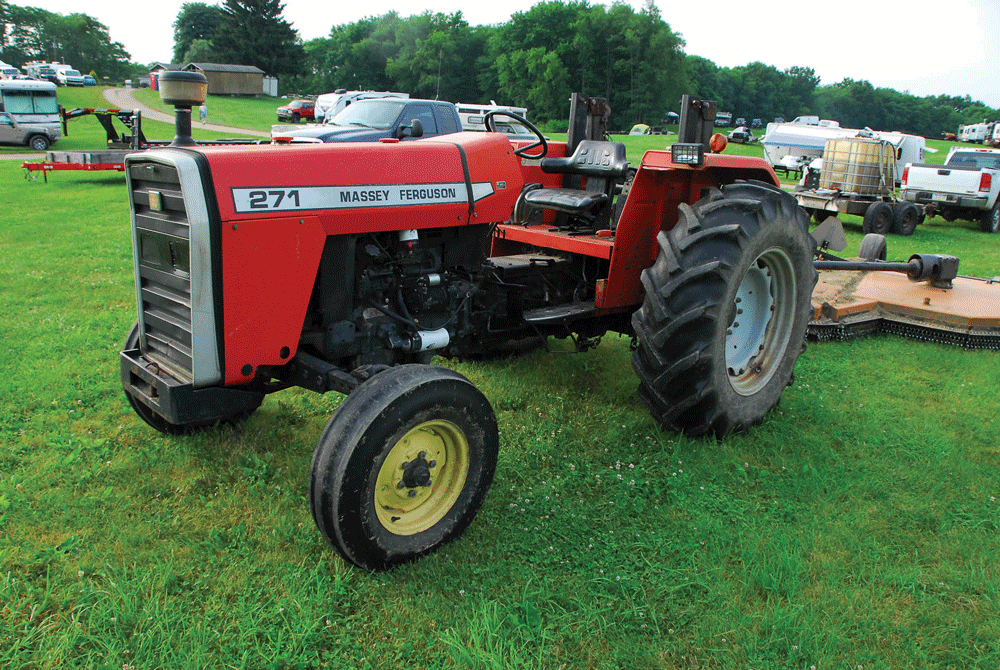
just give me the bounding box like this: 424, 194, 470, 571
314, 90, 409, 124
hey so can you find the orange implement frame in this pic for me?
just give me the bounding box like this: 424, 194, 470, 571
811, 268, 1000, 347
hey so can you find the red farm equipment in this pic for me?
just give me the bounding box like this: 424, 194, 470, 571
121, 75, 818, 570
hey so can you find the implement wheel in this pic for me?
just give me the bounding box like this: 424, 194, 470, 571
309, 365, 498, 571
631, 181, 817, 439
858, 233, 888, 261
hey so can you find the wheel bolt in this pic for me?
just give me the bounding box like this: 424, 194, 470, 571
408, 489, 417, 498
418, 451, 426, 459
397, 481, 405, 489
401, 461, 409, 470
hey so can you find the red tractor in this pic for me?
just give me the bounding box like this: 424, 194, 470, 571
122, 77, 817, 571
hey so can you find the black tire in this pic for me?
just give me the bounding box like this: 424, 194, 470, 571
891, 202, 919, 236
122, 323, 260, 435
292, 112, 300, 123
980, 202, 1000, 233
29, 135, 50, 151
631, 181, 817, 439
857, 233, 887, 261
309, 364, 499, 571
862, 202, 893, 235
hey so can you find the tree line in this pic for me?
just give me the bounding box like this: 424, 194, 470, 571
2, 0, 996, 137
0, 0, 135, 82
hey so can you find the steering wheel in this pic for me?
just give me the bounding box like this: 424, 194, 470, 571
484, 110, 548, 159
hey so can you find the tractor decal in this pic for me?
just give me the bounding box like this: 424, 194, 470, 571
231, 181, 495, 214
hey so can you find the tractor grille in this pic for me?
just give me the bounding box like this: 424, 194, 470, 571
128, 160, 194, 381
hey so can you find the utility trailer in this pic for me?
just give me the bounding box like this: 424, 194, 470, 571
120, 75, 819, 571
794, 136, 922, 236
22, 107, 259, 181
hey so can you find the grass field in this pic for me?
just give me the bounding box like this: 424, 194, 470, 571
3, 98, 1000, 668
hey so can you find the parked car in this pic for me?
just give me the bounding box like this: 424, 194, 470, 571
276, 99, 315, 123
751, 118, 763, 128
734, 117, 746, 127
728, 126, 756, 144
82, 74, 97, 86
0, 111, 57, 150
272, 98, 461, 143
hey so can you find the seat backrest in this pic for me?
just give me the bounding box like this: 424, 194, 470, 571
539, 140, 629, 180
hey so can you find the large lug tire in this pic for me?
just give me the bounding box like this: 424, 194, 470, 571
122, 323, 260, 435
980, 202, 1000, 233
891, 202, 919, 236
309, 364, 499, 571
862, 201, 893, 235
631, 181, 817, 439
858, 233, 888, 261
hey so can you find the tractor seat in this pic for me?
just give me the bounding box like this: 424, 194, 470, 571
516, 140, 629, 228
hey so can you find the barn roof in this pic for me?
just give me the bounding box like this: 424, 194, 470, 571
184, 63, 265, 75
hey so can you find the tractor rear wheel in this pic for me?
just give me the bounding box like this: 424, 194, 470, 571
631, 181, 816, 439
309, 365, 498, 571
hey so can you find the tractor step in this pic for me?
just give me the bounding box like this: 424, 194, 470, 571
523, 301, 596, 325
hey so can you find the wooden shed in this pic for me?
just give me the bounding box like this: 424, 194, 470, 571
182, 63, 266, 96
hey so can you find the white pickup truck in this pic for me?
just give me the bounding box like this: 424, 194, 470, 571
901, 146, 1000, 233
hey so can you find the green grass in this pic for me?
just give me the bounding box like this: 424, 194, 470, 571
3, 131, 1000, 668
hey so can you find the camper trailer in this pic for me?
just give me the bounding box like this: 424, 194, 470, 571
454, 102, 533, 138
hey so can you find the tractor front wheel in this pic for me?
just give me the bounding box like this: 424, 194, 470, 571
309, 365, 498, 571
631, 181, 817, 439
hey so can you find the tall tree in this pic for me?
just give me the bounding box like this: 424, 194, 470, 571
212, 0, 305, 76
173, 3, 225, 64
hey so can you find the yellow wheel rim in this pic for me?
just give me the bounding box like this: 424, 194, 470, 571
375, 419, 470, 535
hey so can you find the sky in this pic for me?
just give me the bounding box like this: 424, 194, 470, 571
8, 0, 1000, 108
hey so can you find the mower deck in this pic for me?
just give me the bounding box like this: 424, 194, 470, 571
810, 269, 1000, 348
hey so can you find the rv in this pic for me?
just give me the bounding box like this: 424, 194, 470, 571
0, 78, 61, 142
314, 90, 409, 124
760, 120, 932, 185
959, 122, 990, 143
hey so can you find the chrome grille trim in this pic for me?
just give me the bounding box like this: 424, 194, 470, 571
126, 151, 221, 387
